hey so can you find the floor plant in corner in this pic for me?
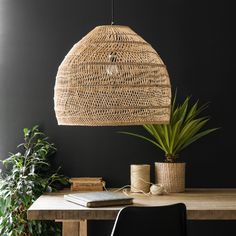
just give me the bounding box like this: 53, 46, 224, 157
120, 92, 219, 192
0, 126, 68, 236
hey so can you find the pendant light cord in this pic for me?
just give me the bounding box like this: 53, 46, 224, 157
111, 0, 115, 25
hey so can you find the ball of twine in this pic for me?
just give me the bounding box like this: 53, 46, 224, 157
150, 184, 166, 195
130, 164, 150, 193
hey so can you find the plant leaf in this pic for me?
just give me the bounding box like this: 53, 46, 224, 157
118, 131, 165, 152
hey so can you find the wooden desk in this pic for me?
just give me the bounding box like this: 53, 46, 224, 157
27, 189, 236, 236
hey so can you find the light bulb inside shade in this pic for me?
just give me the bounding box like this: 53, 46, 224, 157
106, 52, 119, 76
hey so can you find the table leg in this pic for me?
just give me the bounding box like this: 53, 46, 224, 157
79, 220, 87, 236
60, 220, 87, 236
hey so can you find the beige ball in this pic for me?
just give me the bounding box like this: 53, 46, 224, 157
150, 184, 165, 195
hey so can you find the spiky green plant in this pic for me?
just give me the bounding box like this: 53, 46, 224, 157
120, 93, 219, 162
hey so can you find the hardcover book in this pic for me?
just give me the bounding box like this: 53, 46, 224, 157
71, 185, 104, 192
70, 177, 103, 183
69, 177, 104, 191
64, 191, 133, 207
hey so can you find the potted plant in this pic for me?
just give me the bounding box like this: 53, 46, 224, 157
120, 93, 218, 193
0, 125, 69, 235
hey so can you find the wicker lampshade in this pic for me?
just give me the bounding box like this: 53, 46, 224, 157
54, 25, 171, 126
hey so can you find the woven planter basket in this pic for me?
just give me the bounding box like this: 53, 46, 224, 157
155, 162, 186, 193
54, 25, 171, 126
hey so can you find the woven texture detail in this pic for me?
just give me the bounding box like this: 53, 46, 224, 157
54, 25, 171, 126
155, 162, 185, 193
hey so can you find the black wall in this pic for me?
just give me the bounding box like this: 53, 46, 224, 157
0, 0, 235, 235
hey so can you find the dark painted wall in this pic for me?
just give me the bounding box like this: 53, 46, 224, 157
0, 0, 235, 235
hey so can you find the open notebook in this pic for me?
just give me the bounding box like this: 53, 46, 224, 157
64, 191, 133, 207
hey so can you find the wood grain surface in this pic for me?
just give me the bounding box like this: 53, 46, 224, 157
28, 189, 236, 221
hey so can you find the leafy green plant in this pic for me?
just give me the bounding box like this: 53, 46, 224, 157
0, 125, 69, 236
120, 93, 219, 162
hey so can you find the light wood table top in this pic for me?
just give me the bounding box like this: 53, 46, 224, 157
28, 188, 236, 221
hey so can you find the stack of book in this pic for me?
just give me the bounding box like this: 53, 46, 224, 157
69, 177, 104, 191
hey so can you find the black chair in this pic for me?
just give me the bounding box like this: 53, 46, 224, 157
111, 203, 187, 236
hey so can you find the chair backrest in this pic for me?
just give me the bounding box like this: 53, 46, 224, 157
111, 203, 187, 236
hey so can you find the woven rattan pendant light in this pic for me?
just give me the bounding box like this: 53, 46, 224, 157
54, 1, 171, 126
